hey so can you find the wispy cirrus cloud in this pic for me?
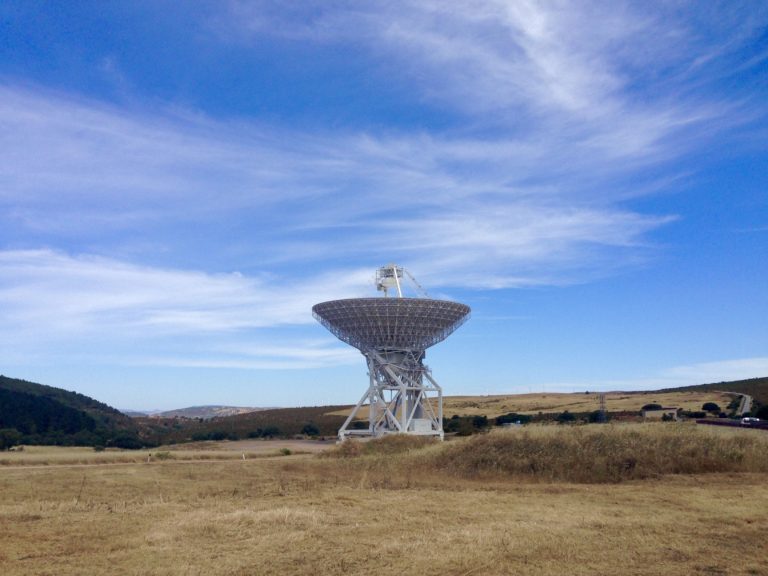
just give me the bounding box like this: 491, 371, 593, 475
222, 0, 763, 152
0, 249, 368, 369
137, 339, 359, 371
0, 249, 371, 336
0, 82, 689, 288
1, 1, 764, 379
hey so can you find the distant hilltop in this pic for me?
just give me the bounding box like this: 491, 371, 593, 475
2, 373, 765, 450
129, 405, 274, 420
0, 374, 148, 448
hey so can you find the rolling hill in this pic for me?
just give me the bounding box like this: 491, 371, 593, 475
135, 405, 350, 444
151, 405, 269, 420
3, 374, 765, 448
657, 377, 768, 406
0, 375, 150, 449
139, 383, 760, 445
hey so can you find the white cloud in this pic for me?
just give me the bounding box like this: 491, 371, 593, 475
1, 2, 764, 377
0, 248, 375, 370
222, 0, 760, 158
135, 339, 360, 370
0, 249, 371, 336
1, 84, 681, 288
379, 204, 675, 288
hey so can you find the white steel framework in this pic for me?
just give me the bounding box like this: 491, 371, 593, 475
336, 349, 444, 440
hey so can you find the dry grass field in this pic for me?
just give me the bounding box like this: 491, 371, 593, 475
0, 442, 325, 468
1, 424, 767, 575
442, 390, 737, 416
325, 390, 736, 419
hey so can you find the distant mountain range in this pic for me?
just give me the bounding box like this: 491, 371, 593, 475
123, 405, 273, 420
2, 374, 766, 450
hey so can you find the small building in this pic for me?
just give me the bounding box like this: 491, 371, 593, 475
642, 407, 679, 421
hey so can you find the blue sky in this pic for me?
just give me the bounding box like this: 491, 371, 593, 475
0, 1, 766, 410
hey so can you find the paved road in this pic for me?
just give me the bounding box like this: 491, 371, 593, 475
738, 394, 753, 416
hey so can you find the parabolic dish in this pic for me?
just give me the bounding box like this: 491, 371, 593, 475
312, 298, 471, 352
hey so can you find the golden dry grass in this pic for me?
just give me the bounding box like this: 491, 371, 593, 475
1, 425, 767, 575
443, 390, 736, 416
431, 424, 768, 482
0, 441, 321, 467
324, 390, 736, 419
322, 423, 768, 482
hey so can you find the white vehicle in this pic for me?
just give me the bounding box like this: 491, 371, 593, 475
741, 417, 761, 425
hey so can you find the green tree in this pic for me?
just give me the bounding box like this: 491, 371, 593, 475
301, 423, 320, 436
109, 434, 144, 449
588, 410, 609, 423
495, 413, 532, 425
556, 411, 576, 423
444, 415, 489, 435
0, 428, 23, 450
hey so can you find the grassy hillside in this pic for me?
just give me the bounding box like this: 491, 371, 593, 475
0, 375, 131, 425
658, 376, 768, 406
443, 390, 735, 417
5, 374, 763, 448
324, 390, 735, 420
138, 405, 350, 444
145, 382, 754, 444
0, 375, 147, 449
153, 405, 267, 419
324, 424, 768, 482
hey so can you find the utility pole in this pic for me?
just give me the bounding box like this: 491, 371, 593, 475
598, 393, 607, 423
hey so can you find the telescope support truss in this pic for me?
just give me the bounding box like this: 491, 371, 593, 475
338, 349, 444, 442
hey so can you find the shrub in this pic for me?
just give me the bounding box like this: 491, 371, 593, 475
301, 423, 320, 436
444, 415, 490, 435
109, 434, 144, 450
588, 410, 609, 423
556, 411, 576, 423
702, 402, 721, 413
472, 415, 489, 428
0, 428, 22, 451
641, 403, 662, 411
680, 411, 707, 419
495, 413, 532, 426
329, 439, 364, 458
754, 405, 768, 419
191, 430, 239, 441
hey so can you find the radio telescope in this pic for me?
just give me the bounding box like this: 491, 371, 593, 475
313, 264, 470, 441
